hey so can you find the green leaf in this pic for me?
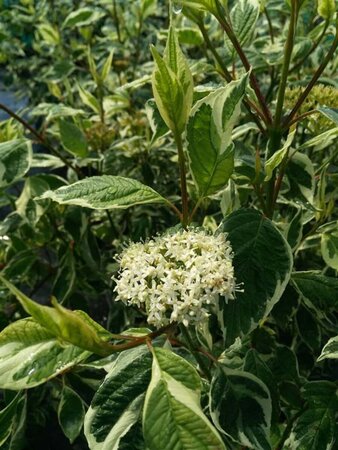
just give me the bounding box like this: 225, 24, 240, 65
39, 175, 166, 209
285, 208, 303, 251
286, 152, 315, 204
285, 382, 338, 450
101, 51, 114, 82
2, 391, 26, 450
31, 153, 64, 169
141, 0, 157, 19
0, 139, 32, 188
221, 209, 293, 345
244, 349, 280, 423
210, 367, 272, 450
52, 249, 76, 303
151, 26, 193, 134
186, 73, 248, 197
267, 346, 300, 384
321, 231, 338, 270
317, 107, 338, 125
225, 0, 260, 53
317, 0, 336, 19
62, 8, 105, 28
0, 318, 89, 390
296, 306, 321, 352
37, 22, 60, 45
298, 127, 338, 152
15, 176, 49, 226
180, 0, 218, 14
317, 336, 338, 361
78, 84, 101, 113
145, 99, 169, 145
58, 386, 85, 444
84, 346, 152, 450
264, 126, 296, 182
143, 347, 225, 450
0, 276, 113, 356
0, 393, 25, 447
59, 120, 88, 158
177, 27, 204, 45
292, 271, 338, 309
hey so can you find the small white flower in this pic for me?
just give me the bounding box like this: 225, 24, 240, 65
113, 228, 237, 328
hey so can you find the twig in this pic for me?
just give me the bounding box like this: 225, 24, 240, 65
274, 0, 297, 127
284, 18, 338, 128
264, 7, 275, 44
214, 5, 273, 125
173, 131, 189, 227
0, 102, 82, 177
198, 22, 266, 133
286, 109, 318, 128
290, 20, 329, 73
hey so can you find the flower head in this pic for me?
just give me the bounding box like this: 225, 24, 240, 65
113, 228, 236, 328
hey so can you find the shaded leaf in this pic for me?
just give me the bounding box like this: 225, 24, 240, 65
210, 366, 272, 450
0, 393, 24, 447
321, 231, 338, 270
317, 336, 338, 361
85, 346, 152, 450
285, 381, 338, 450
59, 120, 88, 158
292, 271, 338, 309
58, 386, 85, 444
221, 209, 293, 345
0, 139, 32, 188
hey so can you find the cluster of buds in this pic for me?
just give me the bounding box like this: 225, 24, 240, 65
113, 228, 237, 328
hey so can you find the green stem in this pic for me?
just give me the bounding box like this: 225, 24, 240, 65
173, 131, 189, 227
180, 325, 212, 380
265, 129, 283, 218
284, 18, 338, 128
274, 0, 297, 127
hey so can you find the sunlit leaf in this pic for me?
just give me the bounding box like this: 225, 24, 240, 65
39, 175, 167, 210
0, 318, 89, 390
143, 347, 225, 450
210, 366, 272, 450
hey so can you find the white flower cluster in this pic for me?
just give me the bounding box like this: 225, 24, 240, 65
113, 228, 236, 328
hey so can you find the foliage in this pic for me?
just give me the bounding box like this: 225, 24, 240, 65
0, 0, 337, 449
